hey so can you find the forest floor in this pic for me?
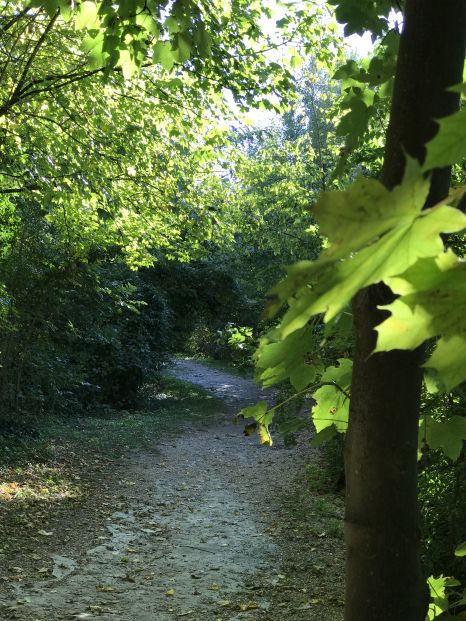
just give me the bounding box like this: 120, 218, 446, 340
0, 359, 344, 621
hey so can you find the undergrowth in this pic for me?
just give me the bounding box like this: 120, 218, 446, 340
0, 375, 225, 507
0, 376, 223, 466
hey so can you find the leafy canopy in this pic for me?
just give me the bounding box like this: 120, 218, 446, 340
267, 160, 465, 336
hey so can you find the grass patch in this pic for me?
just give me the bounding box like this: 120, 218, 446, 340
0, 375, 226, 575
280, 438, 345, 543
306, 436, 345, 494
0, 375, 226, 493
0, 464, 80, 503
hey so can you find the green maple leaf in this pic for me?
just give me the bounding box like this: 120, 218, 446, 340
239, 401, 268, 421
255, 325, 319, 389
315, 161, 428, 259
328, 0, 392, 37
153, 41, 176, 71
75, 1, 99, 30
424, 109, 466, 171
421, 415, 466, 461
239, 401, 274, 447
270, 163, 465, 338
313, 384, 350, 433
425, 336, 466, 393
335, 98, 372, 147
427, 575, 450, 621
289, 364, 317, 391
311, 359, 352, 434
376, 250, 466, 391
455, 541, 466, 557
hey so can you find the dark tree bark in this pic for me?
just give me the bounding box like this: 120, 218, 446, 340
344, 3, 466, 621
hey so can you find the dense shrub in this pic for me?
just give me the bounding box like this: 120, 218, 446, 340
0, 200, 175, 418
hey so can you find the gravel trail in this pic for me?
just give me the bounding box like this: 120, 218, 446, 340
1, 360, 304, 621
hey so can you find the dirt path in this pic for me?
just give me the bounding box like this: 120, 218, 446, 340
169, 359, 270, 408
0, 360, 315, 621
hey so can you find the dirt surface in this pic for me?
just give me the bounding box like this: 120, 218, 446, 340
169, 359, 270, 407
0, 359, 344, 621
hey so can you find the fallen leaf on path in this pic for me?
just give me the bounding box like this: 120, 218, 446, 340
239, 602, 259, 611
87, 605, 115, 614
37, 530, 53, 536
96, 584, 115, 592
166, 588, 176, 596
2, 575, 22, 582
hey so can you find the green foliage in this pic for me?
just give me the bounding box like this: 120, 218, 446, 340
330, 30, 399, 179
424, 106, 466, 171
312, 359, 352, 434
427, 575, 452, 620
250, 155, 466, 461
239, 401, 273, 447
144, 259, 259, 358
415, 386, 466, 585
333, 31, 398, 146
267, 162, 464, 339
29, 0, 333, 111
0, 0, 464, 611
376, 248, 466, 392
420, 415, 466, 462
0, 202, 174, 415
0, 8, 232, 266
426, 573, 465, 620
328, 0, 395, 37
255, 325, 319, 389
420, 453, 466, 583
0, 0, 337, 274
215, 324, 256, 369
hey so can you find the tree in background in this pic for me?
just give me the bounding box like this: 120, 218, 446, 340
0, 0, 332, 416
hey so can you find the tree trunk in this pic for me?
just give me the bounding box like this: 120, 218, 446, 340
344, 3, 466, 621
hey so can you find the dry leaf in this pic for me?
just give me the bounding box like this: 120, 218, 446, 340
96, 584, 115, 592
208, 583, 220, 591
239, 602, 259, 611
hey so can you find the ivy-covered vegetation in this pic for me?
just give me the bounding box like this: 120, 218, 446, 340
1, 1, 466, 620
